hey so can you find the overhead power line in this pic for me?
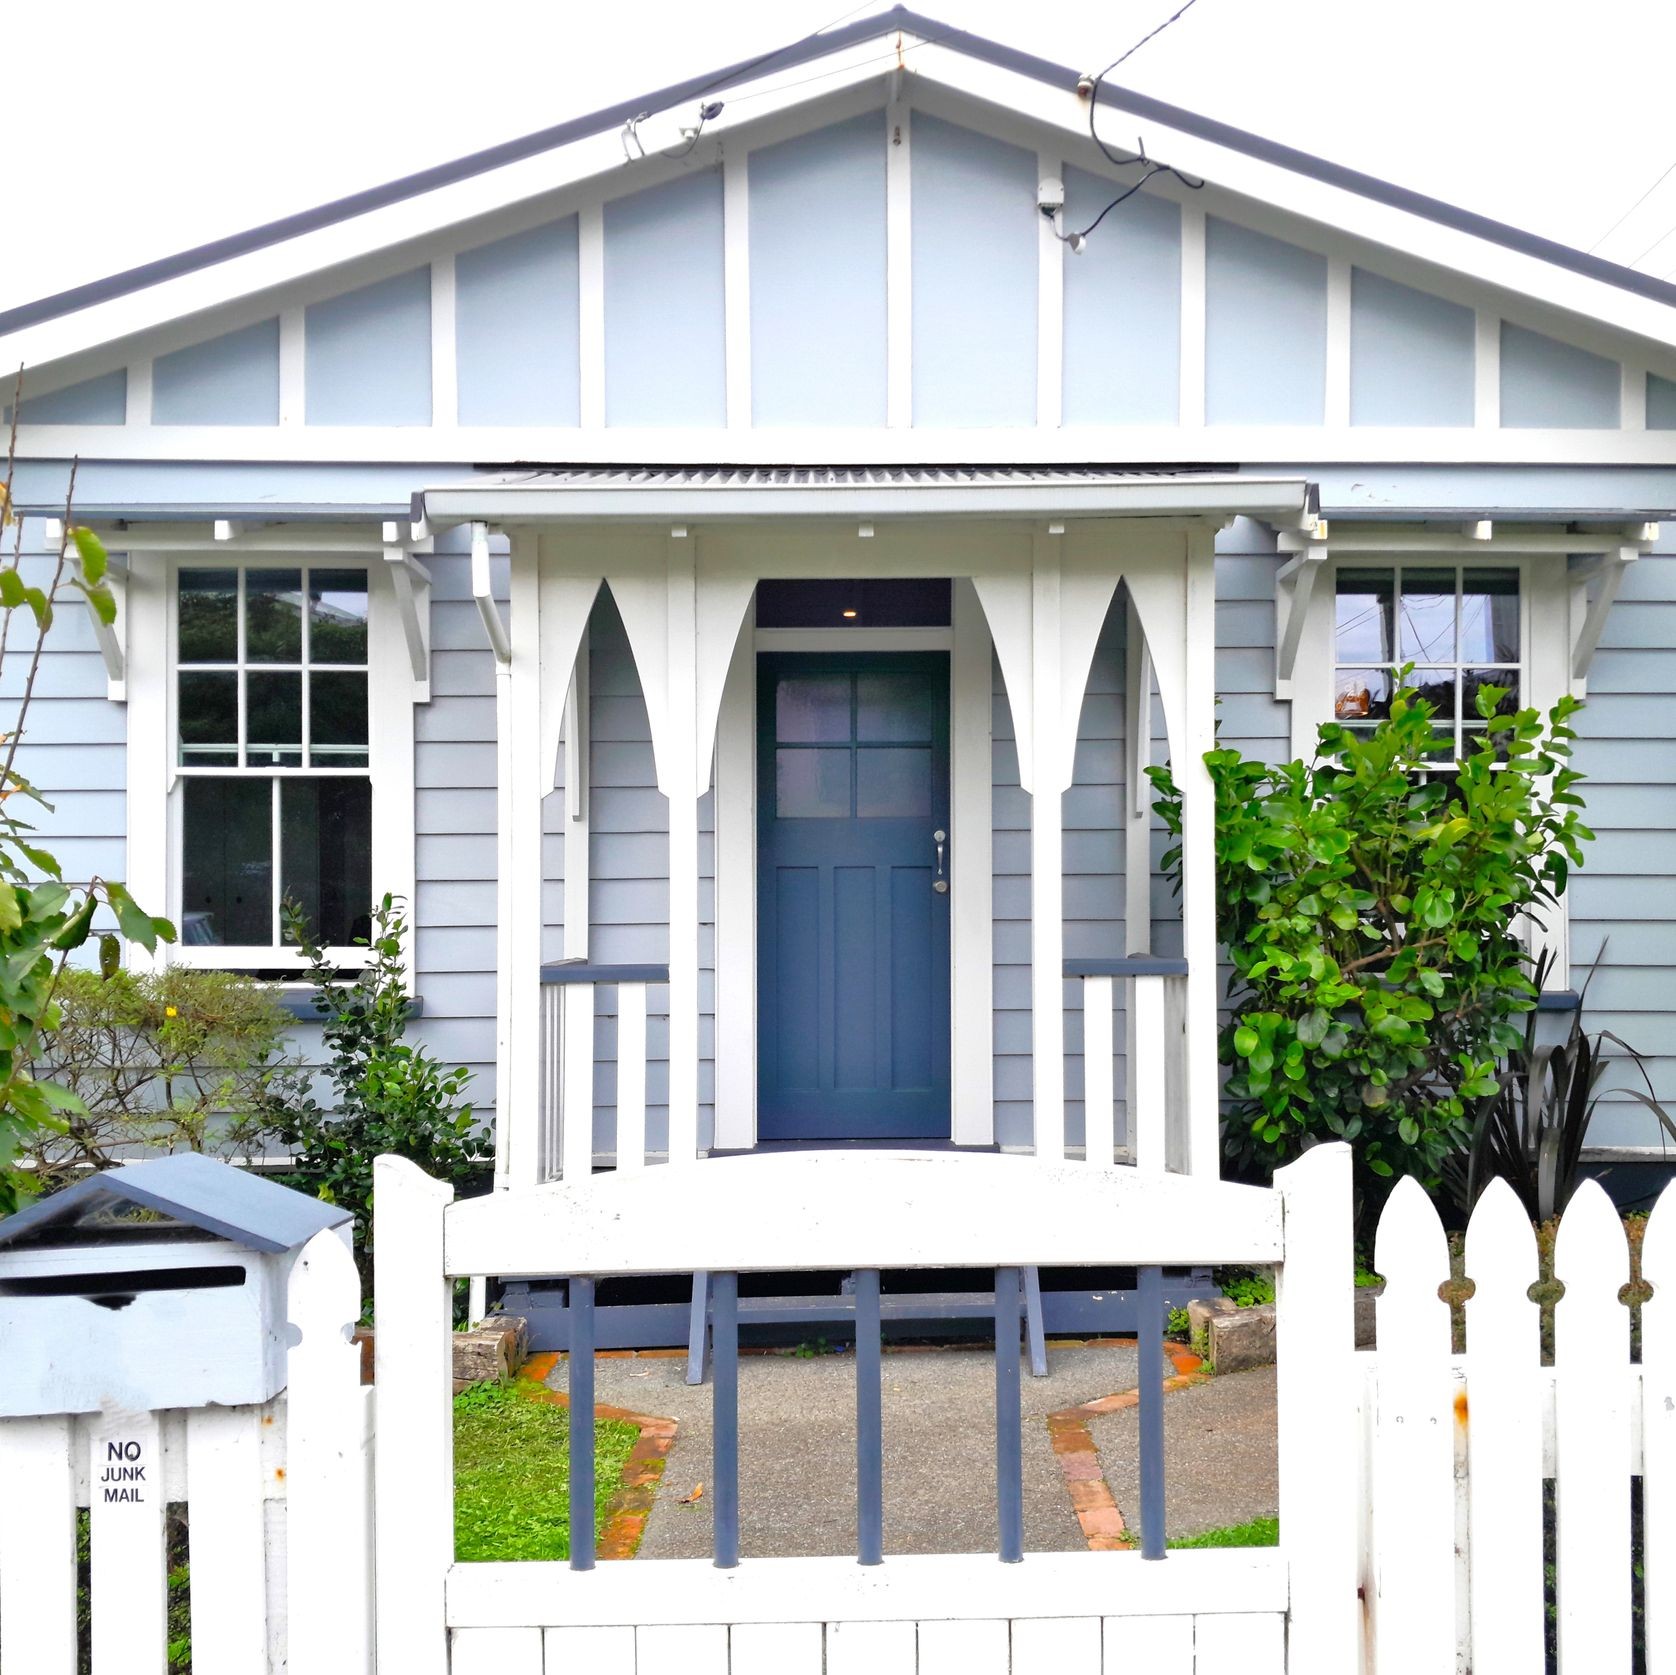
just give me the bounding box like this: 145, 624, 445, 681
1588, 153, 1676, 255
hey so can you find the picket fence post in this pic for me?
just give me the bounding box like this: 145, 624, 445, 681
0, 1415, 78, 1674
1273, 1141, 1359, 1674
374, 1154, 457, 1675
1370, 1175, 1455, 1674
1639, 1178, 1676, 1674
289, 1227, 375, 1672
1554, 1179, 1633, 1672
1461, 1177, 1544, 1675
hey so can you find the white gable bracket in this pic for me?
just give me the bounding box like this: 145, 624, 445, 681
470, 522, 511, 666
1273, 527, 1330, 689
43, 518, 127, 697
381, 520, 433, 701
1570, 540, 1647, 681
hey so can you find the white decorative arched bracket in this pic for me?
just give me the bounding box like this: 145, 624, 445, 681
382, 519, 433, 701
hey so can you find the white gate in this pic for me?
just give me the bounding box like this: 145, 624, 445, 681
372, 1144, 1361, 1675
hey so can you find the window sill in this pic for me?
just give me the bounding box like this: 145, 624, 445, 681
1536, 989, 1582, 1013
276, 990, 425, 1022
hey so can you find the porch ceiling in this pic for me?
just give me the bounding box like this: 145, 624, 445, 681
417, 465, 1316, 527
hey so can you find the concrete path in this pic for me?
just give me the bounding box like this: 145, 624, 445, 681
545, 1342, 1276, 1559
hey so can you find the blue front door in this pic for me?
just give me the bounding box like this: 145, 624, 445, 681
757, 652, 952, 1141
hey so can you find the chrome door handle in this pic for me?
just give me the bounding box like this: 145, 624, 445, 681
933, 829, 948, 893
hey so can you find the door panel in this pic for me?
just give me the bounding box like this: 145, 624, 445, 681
757, 652, 952, 1140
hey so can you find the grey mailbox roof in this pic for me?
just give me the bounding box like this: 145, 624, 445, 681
0, 1155, 352, 1254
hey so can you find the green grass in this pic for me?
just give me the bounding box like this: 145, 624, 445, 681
453, 1379, 639, 1561
1167, 1515, 1280, 1550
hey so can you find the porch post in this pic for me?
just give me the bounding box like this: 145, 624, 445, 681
1177, 525, 1221, 1178
1029, 531, 1067, 1161
502, 532, 548, 1185
666, 531, 702, 1166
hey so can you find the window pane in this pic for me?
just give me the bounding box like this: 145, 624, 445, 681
1462, 669, 1519, 722
776, 677, 850, 743
856, 673, 935, 742
309, 671, 369, 767
178, 671, 238, 766
281, 777, 372, 946
776, 748, 850, 817
1334, 668, 1392, 722
177, 569, 238, 663
182, 777, 272, 946
1399, 568, 1457, 662
1408, 667, 1457, 720
1461, 569, 1520, 663
309, 569, 369, 664
246, 671, 303, 767
245, 568, 303, 663
856, 747, 931, 817
755, 578, 951, 628
1335, 569, 1393, 662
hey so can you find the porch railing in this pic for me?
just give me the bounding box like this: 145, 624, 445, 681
538, 960, 669, 1182
1065, 955, 1188, 1171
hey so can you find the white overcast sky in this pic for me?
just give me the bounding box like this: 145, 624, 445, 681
8, 0, 1676, 314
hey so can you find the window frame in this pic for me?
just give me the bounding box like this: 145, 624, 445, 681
127, 550, 416, 978
1288, 547, 1575, 987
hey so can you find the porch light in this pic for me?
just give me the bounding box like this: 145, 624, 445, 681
842, 609, 858, 619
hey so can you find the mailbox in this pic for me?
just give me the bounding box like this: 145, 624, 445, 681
0, 1153, 353, 1417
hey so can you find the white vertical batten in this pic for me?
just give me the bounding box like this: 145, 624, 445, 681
885, 80, 913, 428
950, 580, 995, 1145
665, 530, 702, 1163
579, 203, 607, 428
1178, 204, 1207, 428
278, 307, 305, 427
1029, 529, 1066, 1161
723, 149, 752, 429
1080, 974, 1114, 1165
712, 598, 757, 1150
1622, 362, 1647, 431
125, 359, 153, 426
563, 643, 591, 958
1325, 256, 1351, 428
124, 553, 170, 970
429, 253, 458, 427
1475, 310, 1501, 428
1123, 593, 1153, 1161
1036, 152, 1064, 430
0, 1416, 77, 1673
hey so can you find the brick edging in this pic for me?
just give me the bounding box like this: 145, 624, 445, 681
1045, 1339, 1206, 1551
518, 1351, 677, 1560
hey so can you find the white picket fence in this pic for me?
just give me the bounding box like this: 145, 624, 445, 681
1, 1148, 1672, 1673
0, 1228, 372, 1675
1365, 1171, 1675, 1675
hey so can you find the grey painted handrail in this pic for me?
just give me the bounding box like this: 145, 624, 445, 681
568, 1277, 596, 1572
712, 1274, 741, 1569
995, 1266, 1024, 1563
540, 960, 671, 986
1063, 956, 1189, 979
855, 1270, 884, 1566
1137, 1265, 1167, 1560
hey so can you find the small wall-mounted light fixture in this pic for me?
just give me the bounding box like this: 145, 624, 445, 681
858, 523, 875, 539
842, 609, 859, 620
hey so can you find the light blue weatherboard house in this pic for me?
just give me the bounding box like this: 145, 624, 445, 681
5, 10, 1674, 1349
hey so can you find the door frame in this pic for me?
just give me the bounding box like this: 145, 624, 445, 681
710, 581, 994, 1150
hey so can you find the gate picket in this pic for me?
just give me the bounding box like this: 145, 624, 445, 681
1554, 1180, 1633, 1672
1371, 1176, 1455, 1673
729, 1621, 823, 1674
918, 1618, 1010, 1675
1641, 1180, 1676, 1674
450, 1625, 542, 1674
1462, 1178, 1544, 1675
0, 1415, 78, 1675
184, 1407, 268, 1675
543, 1624, 635, 1673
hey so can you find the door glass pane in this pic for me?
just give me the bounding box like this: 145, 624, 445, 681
776, 748, 850, 817
281, 777, 372, 946
1334, 668, 1392, 723
245, 568, 304, 663
309, 569, 370, 664
856, 748, 931, 817
309, 671, 369, 767
776, 677, 851, 743
182, 777, 272, 946
1335, 569, 1393, 662
178, 671, 239, 766
856, 673, 935, 742
177, 569, 238, 664
1460, 569, 1520, 663
246, 671, 303, 767
1399, 568, 1457, 662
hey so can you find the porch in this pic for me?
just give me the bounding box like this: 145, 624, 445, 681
419, 467, 1316, 1199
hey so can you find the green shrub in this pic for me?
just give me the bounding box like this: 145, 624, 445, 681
1151, 669, 1589, 1214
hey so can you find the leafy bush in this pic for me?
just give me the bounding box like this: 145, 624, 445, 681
1152, 669, 1590, 1209
22, 967, 307, 1193
261, 893, 487, 1280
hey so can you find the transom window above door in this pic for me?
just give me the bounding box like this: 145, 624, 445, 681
1333, 565, 1521, 763
755, 578, 951, 628
773, 670, 938, 819
175, 566, 372, 952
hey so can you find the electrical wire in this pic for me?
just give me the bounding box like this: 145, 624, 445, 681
1062, 1, 1206, 248
1587, 153, 1676, 254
